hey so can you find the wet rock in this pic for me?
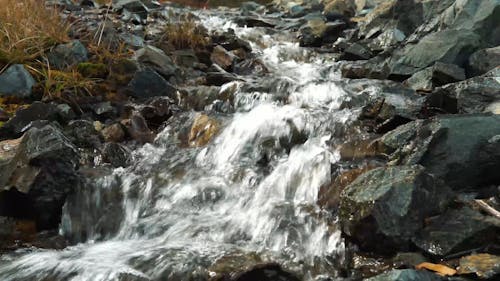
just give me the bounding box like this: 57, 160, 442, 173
404, 62, 466, 92
299, 19, 347, 47
229, 263, 300, 281
124, 113, 155, 143
102, 142, 131, 168
101, 123, 126, 143
47, 40, 88, 70
426, 68, 500, 114
341, 79, 424, 133
339, 165, 449, 253
413, 207, 500, 257
365, 269, 443, 281
0, 216, 16, 249
381, 114, 500, 191
188, 114, 219, 147
318, 165, 377, 212
0, 124, 80, 230
368, 28, 406, 52
211, 29, 252, 52
233, 16, 277, 28
127, 68, 177, 99
457, 254, 500, 279
211, 45, 237, 71
134, 45, 177, 78
0, 64, 36, 99
342, 43, 373, 61
340, 59, 389, 79
206, 64, 239, 86
64, 120, 102, 149
92, 101, 117, 118
389, 29, 482, 78
467, 46, 500, 77
0, 102, 75, 140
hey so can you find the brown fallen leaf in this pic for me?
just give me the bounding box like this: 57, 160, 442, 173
416, 262, 457, 276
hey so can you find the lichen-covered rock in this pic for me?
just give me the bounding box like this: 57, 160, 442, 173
413, 207, 500, 257
381, 114, 500, 191
339, 165, 449, 253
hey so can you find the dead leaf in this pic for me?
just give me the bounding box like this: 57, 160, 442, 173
416, 262, 457, 276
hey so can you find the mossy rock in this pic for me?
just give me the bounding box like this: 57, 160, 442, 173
77, 63, 108, 78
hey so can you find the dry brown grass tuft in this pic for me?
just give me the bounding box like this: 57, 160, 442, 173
0, 0, 70, 66
161, 16, 210, 50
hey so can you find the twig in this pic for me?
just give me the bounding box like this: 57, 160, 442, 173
475, 199, 500, 219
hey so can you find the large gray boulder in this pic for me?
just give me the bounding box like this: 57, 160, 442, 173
427, 67, 500, 114
389, 29, 482, 77
467, 46, 500, 77
0, 64, 36, 99
339, 165, 449, 253
381, 114, 500, 190
0, 124, 80, 230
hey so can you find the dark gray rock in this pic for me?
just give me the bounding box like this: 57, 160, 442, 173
0, 102, 75, 140
102, 142, 131, 168
467, 46, 500, 77
0, 64, 36, 98
47, 40, 88, 70
0, 124, 80, 230
426, 67, 500, 114
64, 120, 102, 149
381, 114, 500, 191
342, 43, 373, 61
339, 165, 449, 253
127, 68, 177, 99
389, 29, 482, 78
404, 62, 466, 91
365, 269, 443, 281
206, 64, 240, 86
92, 101, 116, 118
413, 207, 500, 256
299, 19, 347, 47
340, 79, 424, 133
134, 45, 177, 78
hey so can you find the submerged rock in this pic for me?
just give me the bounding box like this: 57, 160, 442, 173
188, 114, 219, 147
365, 269, 443, 281
339, 165, 449, 253
0, 64, 36, 99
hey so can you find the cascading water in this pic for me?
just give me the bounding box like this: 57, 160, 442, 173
0, 8, 360, 281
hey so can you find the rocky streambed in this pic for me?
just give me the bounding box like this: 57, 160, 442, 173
0, 0, 499, 280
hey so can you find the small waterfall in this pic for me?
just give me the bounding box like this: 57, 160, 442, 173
0, 10, 359, 281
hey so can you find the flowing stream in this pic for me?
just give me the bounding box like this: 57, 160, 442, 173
0, 8, 365, 281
